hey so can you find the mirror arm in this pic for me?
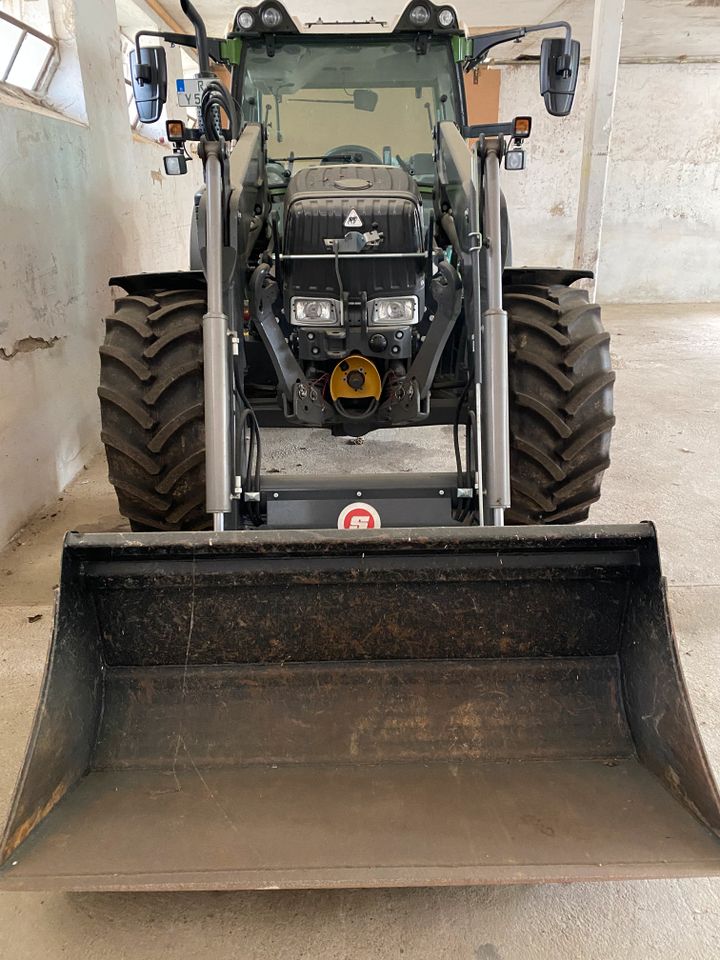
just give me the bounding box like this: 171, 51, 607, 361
133, 31, 159, 84
133, 30, 225, 83
133, 3, 213, 79
466, 20, 572, 72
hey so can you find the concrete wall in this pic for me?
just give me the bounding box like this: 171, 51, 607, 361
500, 61, 720, 303
0, 0, 200, 547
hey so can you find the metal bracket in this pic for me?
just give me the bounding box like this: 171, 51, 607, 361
248, 264, 304, 401
468, 229, 483, 253
324, 231, 384, 254
403, 260, 462, 401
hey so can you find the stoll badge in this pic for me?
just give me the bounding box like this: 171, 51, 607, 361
337, 502, 381, 530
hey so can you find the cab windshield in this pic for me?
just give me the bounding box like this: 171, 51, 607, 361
237, 37, 460, 182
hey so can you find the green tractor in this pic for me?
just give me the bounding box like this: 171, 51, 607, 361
2, 2, 719, 892
99, 1, 612, 532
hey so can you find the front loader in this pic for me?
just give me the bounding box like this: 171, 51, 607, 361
2, 1, 719, 891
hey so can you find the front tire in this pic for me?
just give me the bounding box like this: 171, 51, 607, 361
505, 282, 615, 524
99, 289, 208, 531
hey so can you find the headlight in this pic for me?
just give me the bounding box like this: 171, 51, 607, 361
369, 297, 418, 326
291, 298, 342, 326
408, 5, 431, 26
261, 6, 283, 28
438, 8, 456, 28
505, 149, 526, 171
236, 10, 255, 30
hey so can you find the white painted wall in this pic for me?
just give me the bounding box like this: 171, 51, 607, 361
0, 0, 201, 547
497, 64, 588, 272
601, 63, 720, 303
500, 61, 720, 303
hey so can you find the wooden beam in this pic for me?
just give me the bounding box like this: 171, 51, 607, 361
144, 0, 184, 34
142, 0, 199, 66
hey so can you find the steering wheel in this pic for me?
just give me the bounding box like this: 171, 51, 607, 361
321, 144, 382, 165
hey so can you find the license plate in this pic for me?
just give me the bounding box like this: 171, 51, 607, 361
176, 78, 207, 108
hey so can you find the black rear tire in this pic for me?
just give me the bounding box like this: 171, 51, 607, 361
505, 282, 615, 524
99, 289, 208, 531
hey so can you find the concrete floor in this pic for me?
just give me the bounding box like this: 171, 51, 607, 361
1, 303, 719, 958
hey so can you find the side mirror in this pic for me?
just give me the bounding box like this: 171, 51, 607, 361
353, 89, 378, 113
129, 46, 167, 124
540, 37, 580, 117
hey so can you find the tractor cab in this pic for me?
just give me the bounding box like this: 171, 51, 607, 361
232, 22, 464, 190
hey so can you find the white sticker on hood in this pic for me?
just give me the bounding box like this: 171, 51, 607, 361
344, 209, 363, 228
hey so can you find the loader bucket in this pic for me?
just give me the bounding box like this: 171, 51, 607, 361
2, 523, 720, 891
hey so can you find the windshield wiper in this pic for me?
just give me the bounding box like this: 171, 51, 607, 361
269, 154, 363, 165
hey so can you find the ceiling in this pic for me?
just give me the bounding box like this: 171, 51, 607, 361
165, 0, 720, 60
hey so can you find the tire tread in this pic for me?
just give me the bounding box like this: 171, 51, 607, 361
506, 281, 614, 524
99, 289, 209, 531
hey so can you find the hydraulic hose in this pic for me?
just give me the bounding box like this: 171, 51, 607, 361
201, 81, 239, 141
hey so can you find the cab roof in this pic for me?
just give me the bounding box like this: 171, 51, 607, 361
230, 2, 467, 38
